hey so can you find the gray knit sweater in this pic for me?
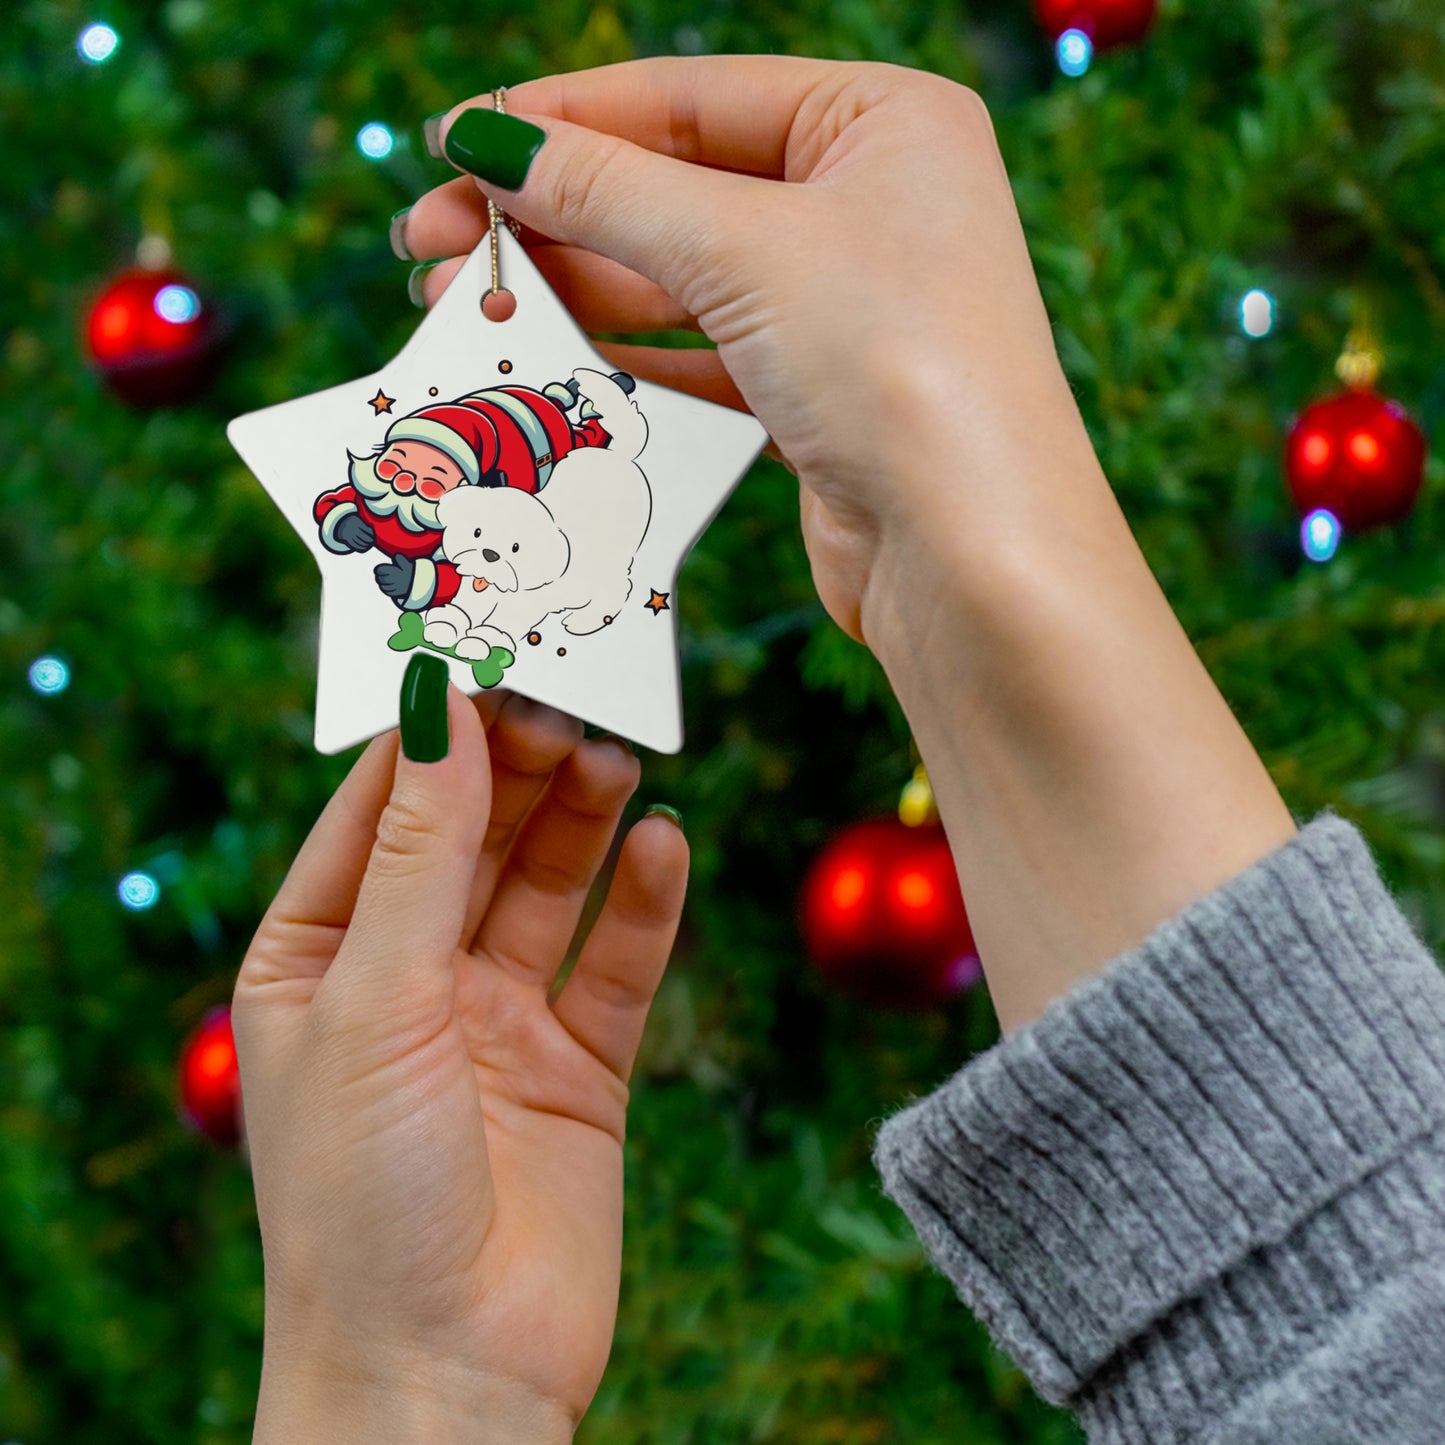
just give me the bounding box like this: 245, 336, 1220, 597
871, 810, 1445, 1442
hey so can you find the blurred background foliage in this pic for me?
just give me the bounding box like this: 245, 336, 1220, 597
4, 0, 1445, 1440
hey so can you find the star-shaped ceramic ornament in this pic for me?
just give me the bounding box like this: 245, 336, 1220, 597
226, 228, 769, 754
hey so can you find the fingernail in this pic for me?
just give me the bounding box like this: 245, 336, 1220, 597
597, 731, 636, 755
443, 107, 546, 192
400, 653, 449, 762
389, 206, 413, 262
423, 112, 447, 159
644, 803, 683, 832
407, 260, 441, 308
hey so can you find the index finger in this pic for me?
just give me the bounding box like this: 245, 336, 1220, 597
497, 54, 852, 179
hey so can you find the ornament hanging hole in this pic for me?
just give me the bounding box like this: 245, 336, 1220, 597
482, 288, 517, 323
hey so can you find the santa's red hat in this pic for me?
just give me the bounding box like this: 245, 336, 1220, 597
382, 387, 583, 494
384, 401, 492, 484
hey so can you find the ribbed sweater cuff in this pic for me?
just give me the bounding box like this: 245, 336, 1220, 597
870, 810, 1445, 1409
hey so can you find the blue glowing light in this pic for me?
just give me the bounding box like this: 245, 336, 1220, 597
78, 23, 120, 64
118, 871, 161, 910
154, 284, 201, 324
1240, 288, 1275, 338
1057, 28, 1093, 77
357, 123, 395, 159
1301, 508, 1341, 563
28, 657, 70, 695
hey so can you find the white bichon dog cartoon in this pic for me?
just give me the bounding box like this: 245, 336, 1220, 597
422, 368, 652, 659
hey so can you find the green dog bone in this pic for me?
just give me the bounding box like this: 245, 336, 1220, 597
470, 648, 516, 689
386, 611, 426, 651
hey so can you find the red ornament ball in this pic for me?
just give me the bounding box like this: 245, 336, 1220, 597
799, 818, 981, 1011
1033, 0, 1158, 49
1285, 388, 1427, 534
178, 1005, 243, 1148
84, 267, 220, 407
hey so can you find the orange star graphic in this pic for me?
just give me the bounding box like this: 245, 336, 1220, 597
645, 588, 670, 615
368, 388, 395, 414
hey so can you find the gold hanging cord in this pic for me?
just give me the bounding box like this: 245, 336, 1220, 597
487, 87, 523, 301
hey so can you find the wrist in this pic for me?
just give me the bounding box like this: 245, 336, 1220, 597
854, 390, 1295, 1033
254, 1347, 575, 1445
857, 354, 1117, 678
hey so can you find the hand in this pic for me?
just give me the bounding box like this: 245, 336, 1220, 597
401, 57, 1097, 643
332, 511, 376, 553
233, 691, 688, 1440
374, 551, 415, 602
400, 59, 1298, 1044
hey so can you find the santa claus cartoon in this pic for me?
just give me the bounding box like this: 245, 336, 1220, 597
312, 373, 633, 611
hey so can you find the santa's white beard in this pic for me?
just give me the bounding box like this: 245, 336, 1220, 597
348, 452, 442, 533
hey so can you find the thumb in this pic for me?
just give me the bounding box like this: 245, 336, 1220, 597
438, 104, 765, 319
321, 655, 490, 1030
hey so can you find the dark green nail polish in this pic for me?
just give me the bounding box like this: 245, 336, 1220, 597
423, 112, 446, 159
443, 107, 546, 191
407, 260, 441, 308
400, 653, 449, 762
644, 803, 683, 832
389, 206, 413, 262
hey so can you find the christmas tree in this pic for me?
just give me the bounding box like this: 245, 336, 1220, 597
4, 1, 1444, 1441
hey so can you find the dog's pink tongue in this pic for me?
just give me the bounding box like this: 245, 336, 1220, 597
473, 577, 489, 592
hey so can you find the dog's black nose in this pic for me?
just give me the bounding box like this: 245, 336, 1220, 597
482, 547, 500, 563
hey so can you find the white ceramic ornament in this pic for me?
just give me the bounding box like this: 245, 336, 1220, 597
227, 228, 768, 753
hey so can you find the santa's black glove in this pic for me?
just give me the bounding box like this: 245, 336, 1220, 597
374, 553, 415, 604
331, 512, 376, 553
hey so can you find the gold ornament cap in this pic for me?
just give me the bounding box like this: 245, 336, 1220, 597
1335, 331, 1382, 390
1335, 299, 1382, 390
898, 764, 938, 827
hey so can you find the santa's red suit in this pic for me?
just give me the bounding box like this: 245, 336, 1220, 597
314, 384, 612, 611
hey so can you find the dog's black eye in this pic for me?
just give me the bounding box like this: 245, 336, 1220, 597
512, 542, 520, 553
474, 528, 482, 538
